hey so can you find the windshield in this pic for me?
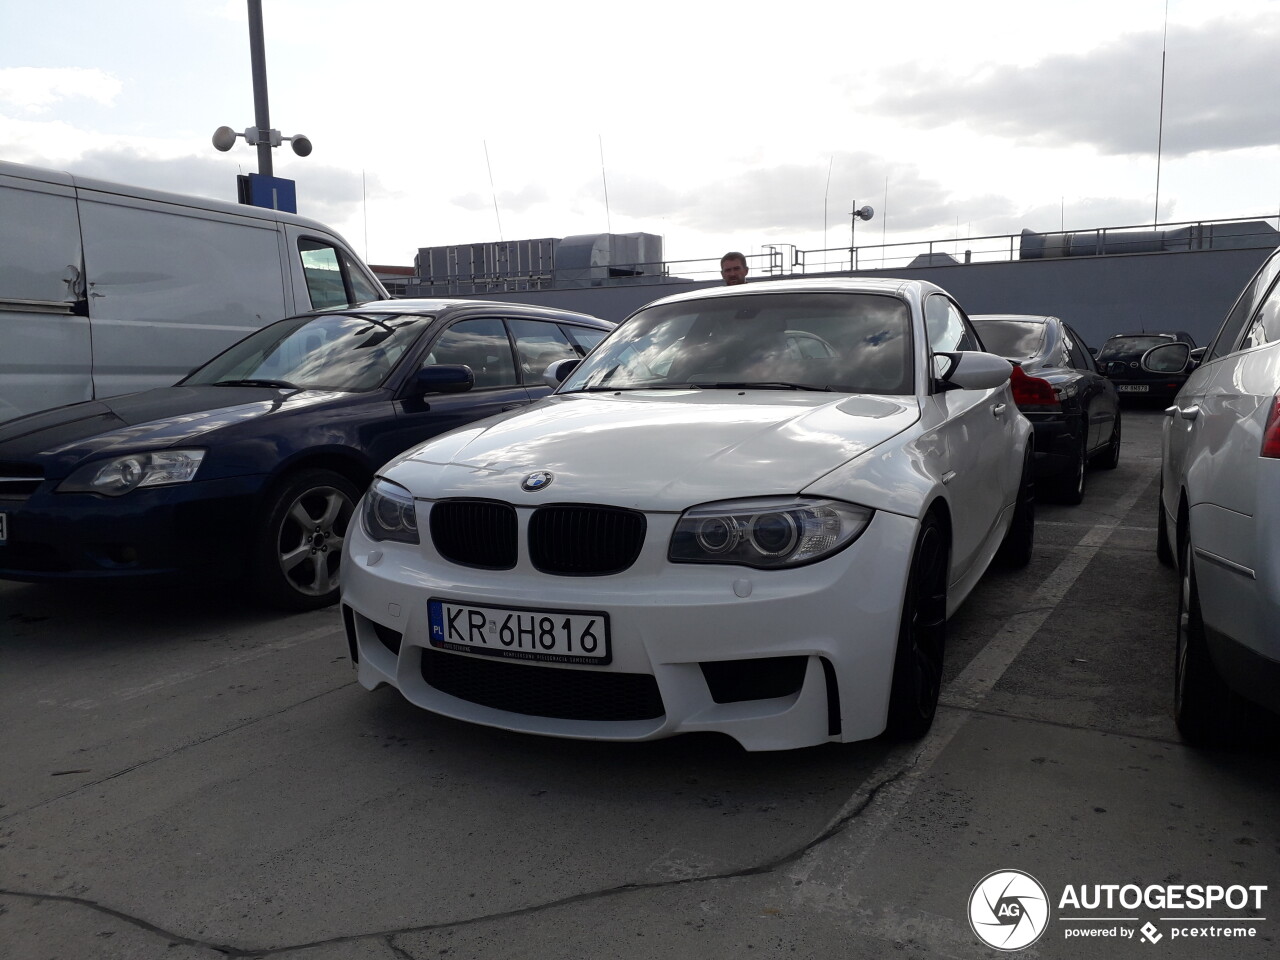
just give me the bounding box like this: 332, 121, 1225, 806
972, 320, 1046, 361
1096, 335, 1173, 359
184, 312, 433, 391
559, 292, 913, 395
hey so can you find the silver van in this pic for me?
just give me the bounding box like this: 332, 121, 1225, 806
0, 160, 387, 422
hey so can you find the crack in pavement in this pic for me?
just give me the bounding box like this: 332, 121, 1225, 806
0, 761, 914, 957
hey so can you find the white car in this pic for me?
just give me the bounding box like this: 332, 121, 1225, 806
340, 278, 1034, 751
1151, 246, 1280, 743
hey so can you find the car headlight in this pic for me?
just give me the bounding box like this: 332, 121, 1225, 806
58, 450, 206, 496
669, 497, 872, 569
362, 478, 419, 544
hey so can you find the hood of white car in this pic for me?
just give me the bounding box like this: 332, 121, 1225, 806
385, 390, 919, 510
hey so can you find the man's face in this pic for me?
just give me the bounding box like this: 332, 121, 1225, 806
721, 259, 748, 285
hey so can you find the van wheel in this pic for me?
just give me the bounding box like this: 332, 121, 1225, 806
886, 513, 948, 739
253, 469, 360, 611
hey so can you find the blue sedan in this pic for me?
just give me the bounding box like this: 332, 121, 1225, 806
0, 299, 612, 609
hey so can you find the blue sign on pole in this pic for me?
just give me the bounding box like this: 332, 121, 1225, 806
237, 173, 297, 213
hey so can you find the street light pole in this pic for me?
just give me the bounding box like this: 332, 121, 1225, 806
247, 0, 273, 178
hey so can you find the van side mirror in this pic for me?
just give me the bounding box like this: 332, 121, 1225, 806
412, 364, 474, 394
1141, 342, 1192, 374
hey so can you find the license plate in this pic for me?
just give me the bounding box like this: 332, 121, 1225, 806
428, 598, 611, 665
0, 511, 6, 544
1117, 385, 1149, 393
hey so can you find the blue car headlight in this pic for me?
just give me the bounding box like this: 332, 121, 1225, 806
362, 478, 420, 544
58, 450, 206, 496
669, 497, 873, 569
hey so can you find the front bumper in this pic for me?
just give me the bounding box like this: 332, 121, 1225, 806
0, 474, 267, 581
340, 506, 918, 751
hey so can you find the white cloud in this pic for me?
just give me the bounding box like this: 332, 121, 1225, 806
0, 67, 122, 113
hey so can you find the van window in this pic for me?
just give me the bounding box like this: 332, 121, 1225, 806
300, 241, 349, 309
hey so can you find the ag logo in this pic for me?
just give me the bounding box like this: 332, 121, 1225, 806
521, 471, 554, 492
968, 869, 1049, 951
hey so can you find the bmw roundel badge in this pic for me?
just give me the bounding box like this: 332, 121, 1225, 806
522, 471, 554, 492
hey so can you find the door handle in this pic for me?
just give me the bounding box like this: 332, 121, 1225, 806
992, 403, 1007, 417
1177, 405, 1200, 421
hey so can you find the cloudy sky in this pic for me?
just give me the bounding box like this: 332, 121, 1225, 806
3, 0, 1278, 273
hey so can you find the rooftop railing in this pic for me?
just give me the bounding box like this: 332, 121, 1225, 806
381, 215, 1280, 296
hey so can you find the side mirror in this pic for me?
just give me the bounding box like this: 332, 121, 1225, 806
1141, 342, 1191, 374
544, 358, 580, 388
934, 351, 1013, 391
412, 364, 474, 394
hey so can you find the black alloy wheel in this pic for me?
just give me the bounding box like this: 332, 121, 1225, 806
1052, 430, 1088, 505
253, 468, 361, 611
1093, 413, 1121, 470
886, 512, 949, 738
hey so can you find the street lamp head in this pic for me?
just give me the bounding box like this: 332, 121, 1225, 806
289, 135, 312, 158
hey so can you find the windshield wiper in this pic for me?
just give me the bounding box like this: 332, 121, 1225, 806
570, 384, 693, 393
689, 381, 833, 392
213, 378, 301, 389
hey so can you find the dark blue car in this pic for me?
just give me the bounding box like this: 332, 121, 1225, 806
0, 299, 613, 609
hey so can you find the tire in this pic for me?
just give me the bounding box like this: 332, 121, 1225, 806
1093, 413, 1121, 470
886, 513, 948, 739
1173, 527, 1243, 744
1155, 484, 1174, 568
1050, 430, 1087, 505
996, 448, 1035, 568
253, 468, 360, 611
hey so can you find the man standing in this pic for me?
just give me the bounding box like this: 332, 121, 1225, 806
720, 251, 748, 285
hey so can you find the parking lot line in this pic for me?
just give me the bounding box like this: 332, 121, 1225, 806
787, 469, 1158, 890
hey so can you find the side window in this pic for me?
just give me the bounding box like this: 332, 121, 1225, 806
342, 249, 383, 304
299, 239, 384, 309
508, 318, 578, 382
1241, 280, 1280, 352
1063, 326, 1091, 370
562, 324, 608, 355
1208, 251, 1280, 361
925, 295, 978, 353
425, 318, 517, 389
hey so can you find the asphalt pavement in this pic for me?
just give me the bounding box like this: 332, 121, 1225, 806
2, 405, 1277, 960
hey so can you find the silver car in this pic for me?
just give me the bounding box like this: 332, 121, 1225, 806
1152, 246, 1280, 742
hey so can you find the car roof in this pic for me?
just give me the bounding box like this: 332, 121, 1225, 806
971, 314, 1058, 325
1105, 330, 1194, 341
638, 276, 938, 311
321, 298, 613, 328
